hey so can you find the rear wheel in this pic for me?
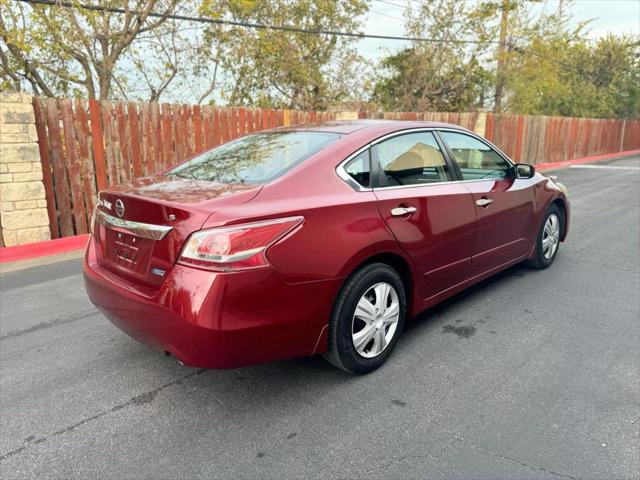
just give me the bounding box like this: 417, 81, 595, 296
527, 204, 562, 269
323, 263, 406, 374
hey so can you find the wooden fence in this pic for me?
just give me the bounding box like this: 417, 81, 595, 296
32, 97, 639, 239
32, 98, 336, 238
365, 110, 639, 163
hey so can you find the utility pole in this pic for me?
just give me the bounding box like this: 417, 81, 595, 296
493, 0, 510, 113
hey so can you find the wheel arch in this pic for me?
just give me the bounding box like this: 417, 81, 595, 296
339, 249, 417, 317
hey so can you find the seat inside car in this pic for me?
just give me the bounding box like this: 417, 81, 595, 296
384, 143, 447, 185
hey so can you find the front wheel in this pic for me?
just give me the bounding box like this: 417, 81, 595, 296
323, 263, 406, 374
527, 204, 563, 269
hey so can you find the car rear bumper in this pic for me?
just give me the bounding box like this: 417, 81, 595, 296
83, 238, 340, 368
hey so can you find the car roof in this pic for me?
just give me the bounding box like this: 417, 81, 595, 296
271, 119, 470, 135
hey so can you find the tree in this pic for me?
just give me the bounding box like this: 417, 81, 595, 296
503, 7, 640, 118
0, 0, 206, 101
492, 0, 520, 112
199, 0, 368, 110
371, 0, 496, 112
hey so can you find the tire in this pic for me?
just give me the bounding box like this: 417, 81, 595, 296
323, 263, 406, 374
527, 204, 563, 269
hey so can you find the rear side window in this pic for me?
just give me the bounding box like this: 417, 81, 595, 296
343, 150, 371, 187
374, 131, 450, 186
168, 132, 341, 184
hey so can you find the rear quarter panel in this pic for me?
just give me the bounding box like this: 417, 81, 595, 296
199, 129, 413, 284
201, 188, 404, 284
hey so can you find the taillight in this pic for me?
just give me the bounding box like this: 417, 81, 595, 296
178, 216, 304, 272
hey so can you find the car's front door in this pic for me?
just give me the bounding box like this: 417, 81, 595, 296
438, 130, 535, 275
372, 130, 477, 300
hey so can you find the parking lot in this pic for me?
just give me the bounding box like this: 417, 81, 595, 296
1, 155, 638, 479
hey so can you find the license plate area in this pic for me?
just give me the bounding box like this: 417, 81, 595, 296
104, 227, 153, 276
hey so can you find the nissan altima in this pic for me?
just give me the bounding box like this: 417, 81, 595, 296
83, 120, 569, 374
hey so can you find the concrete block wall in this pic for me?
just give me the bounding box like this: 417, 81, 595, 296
0, 92, 51, 246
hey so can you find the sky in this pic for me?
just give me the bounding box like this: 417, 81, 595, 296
358, 0, 640, 62
131, 0, 640, 103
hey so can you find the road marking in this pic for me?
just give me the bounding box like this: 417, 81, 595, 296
570, 164, 640, 171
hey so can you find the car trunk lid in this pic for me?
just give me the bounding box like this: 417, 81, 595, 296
92, 175, 261, 288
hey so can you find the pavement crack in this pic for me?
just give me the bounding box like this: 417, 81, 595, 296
0, 368, 206, 462
0, 309, 99, 341
429, 420, 581, 480
477, 446, 580, 480
362, 454, 410, 476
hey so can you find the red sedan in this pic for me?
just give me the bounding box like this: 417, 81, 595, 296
83, 121, 569, 374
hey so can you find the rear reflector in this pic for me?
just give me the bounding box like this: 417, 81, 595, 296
178, 216, 303, 271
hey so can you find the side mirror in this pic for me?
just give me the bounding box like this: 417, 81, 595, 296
515, 163, 535, 179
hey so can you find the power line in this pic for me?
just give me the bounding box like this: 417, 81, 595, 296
369, 8, 406, 23
16, 0, 502, 46
16, 0, 589, 71
375, 0, 409, 9
375, 0, 428, 8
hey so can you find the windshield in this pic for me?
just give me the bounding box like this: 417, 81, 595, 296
168, 131, 341, 184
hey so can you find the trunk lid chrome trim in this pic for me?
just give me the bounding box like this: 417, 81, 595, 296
96, 209, 173, 241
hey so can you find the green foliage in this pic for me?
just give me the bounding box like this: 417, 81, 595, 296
371, 0, 638, 119
505, 32, 640, 118
1, 0, 638, 118
372, 47, 492, 112
0, 0, 201, 101
199, 0, 368, 110
371, 0, 496, 112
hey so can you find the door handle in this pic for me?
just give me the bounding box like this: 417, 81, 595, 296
391, 206, 417, 216
475, 198, 493, 207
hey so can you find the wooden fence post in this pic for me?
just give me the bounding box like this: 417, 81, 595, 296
514, 114, 524, 162
32, 97, 59, 239
619, 120, 627, 152
88, 99, 108, 192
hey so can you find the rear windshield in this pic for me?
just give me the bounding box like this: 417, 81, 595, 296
167, 131, 341, 184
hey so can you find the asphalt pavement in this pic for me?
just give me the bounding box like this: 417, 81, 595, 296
1, 155, 639, 479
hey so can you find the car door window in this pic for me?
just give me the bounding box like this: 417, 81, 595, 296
343, 150, 371, 187
374, 132, 450, 187
439, 131, 513, 180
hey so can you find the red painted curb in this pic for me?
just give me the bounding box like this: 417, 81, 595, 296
0, 149, 637, 264
535, 149, 640, 171
0, 234, 90, 264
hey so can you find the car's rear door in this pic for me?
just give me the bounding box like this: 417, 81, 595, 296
437, 130, 534, 275
371, 130, 477, 300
